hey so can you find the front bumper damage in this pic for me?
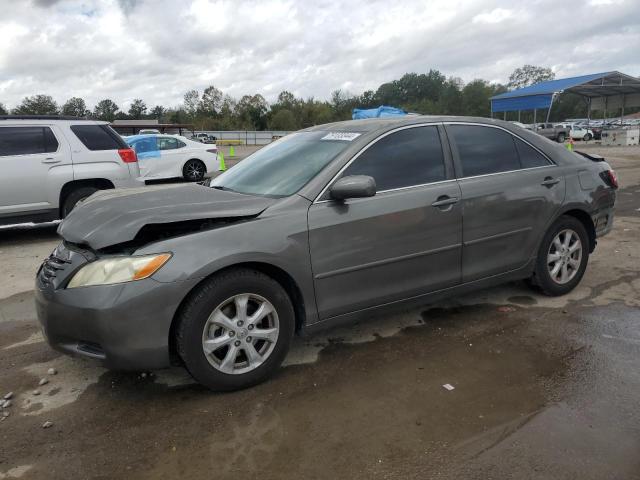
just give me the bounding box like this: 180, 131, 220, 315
35, 242, 199, 370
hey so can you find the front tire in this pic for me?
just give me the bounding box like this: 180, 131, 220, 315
183, 159, 206, 182
583, 133, 592, 141
530, 216, 589, 296
176, 268, 295, 391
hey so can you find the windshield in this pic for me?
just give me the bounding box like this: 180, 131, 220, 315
210, 131, 357, 197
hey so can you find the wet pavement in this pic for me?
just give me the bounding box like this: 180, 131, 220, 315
0, 147, 639, 479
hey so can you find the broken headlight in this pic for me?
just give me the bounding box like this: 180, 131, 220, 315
67, 253, 171, 288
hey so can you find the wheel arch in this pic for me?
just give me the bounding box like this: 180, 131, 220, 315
59, 178, 114, 216
553, 206, 596, 253
168, 261, 307, 361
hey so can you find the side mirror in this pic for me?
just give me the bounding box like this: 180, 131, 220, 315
329, 175, 376, 201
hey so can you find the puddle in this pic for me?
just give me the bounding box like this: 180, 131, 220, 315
20, 356, 105, 416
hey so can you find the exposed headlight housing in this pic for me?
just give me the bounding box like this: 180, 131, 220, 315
67, 253, 171, 288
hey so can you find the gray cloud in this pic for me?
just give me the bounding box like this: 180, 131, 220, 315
1, 0, 638, 110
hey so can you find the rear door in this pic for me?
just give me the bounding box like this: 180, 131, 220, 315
0, 125, 70, 215
445, 123, 564, 282
308, 125, 462, 320
157, 136, 188, 178
69, 124, 139, 179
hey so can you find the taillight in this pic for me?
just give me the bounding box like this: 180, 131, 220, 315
206, 148, 217, 154
599, 169, 618, 189
118, 148, 137, 163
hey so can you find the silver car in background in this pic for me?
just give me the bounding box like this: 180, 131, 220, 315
0, 116, 140, 224
35, 116, 617, 390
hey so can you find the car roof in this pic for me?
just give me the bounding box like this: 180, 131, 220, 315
303, 115, 522, 135
0, 116, 108, 126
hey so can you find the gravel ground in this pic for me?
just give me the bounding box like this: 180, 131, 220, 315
0, 144, 639, 479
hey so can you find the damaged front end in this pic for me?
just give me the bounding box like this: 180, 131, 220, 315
57, 183, 277, 251
98, 216, 260, 255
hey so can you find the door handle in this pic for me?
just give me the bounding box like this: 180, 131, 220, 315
431, 195, 459, 208
42, 158, 61, 164
541, 177, 560, 187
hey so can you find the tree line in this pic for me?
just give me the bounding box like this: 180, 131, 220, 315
0, 65, 614, 130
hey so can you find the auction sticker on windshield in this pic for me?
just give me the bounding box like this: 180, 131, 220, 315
321, 132, 361, 141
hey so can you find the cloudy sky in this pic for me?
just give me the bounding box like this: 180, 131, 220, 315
1, 0, 638, 110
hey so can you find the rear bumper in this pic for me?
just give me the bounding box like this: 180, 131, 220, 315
593, 208, 614, 239
35, 274, 199, 370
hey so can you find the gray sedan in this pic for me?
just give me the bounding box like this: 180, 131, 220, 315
35, 116, 617, 390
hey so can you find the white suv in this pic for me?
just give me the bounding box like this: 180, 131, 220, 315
0, 116, 141, 225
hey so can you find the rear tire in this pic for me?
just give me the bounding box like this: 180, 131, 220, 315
176, 268, 295, 391
183, 159, 206, 182
61, 186, 98, 217
557, 133, 566, 143
583, 134, 591, 141
530, 215, 589, 296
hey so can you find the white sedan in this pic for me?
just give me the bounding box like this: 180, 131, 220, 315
124, 134, 218, 182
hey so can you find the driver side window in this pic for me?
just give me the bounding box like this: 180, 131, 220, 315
340, 126, 446, 192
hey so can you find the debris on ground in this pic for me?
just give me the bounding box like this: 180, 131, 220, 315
497, 306, 516, 313
1, 399, 12, 408
47, 368, 57, 375
33, 390, 41, 396
2, 411, 10, 418
39, 378, 49, 386
442, 384, 455, 391
42, 421, 53, 429
3, 392, 13, 400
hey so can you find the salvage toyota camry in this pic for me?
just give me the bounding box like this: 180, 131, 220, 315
35, 116, 617, 391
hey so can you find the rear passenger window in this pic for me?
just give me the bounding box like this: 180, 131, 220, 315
71, 125, 127, 151
43, 128, 59, 153
449, 125, 520, 177
341, 126, 446, 191
514, 137, 551, 168
158, 137, 179, 150
0, 127, 58, 156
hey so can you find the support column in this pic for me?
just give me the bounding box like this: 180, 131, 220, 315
533, 109, 537, 125
545, 94, 556, 123
586, 97, 591, 127
621, 94, 625, 124
518, 110, 521, 122
503, 111, 507, 121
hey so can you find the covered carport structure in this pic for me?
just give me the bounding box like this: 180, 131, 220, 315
490, 71, 640, 124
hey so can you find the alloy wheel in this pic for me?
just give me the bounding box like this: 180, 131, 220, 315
547, 229, 582, 285
201, 294, 279, 375
185, 161, 204, 181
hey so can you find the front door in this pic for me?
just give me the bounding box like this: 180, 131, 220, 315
0, 125, 69, 216
132, 136, 161, 178
308, 125, 462, 320
445, 123, 565, 282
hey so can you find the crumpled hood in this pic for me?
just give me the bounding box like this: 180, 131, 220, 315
58, 184, 276, 249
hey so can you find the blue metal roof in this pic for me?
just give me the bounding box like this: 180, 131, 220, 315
491, 72, 615, 113
492, 72, 611, 100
